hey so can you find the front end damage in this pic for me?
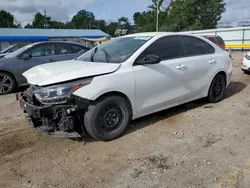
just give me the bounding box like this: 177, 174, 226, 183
18, 86, 90, 138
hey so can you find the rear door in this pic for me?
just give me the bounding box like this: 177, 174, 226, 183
180, 35, 217, 98
18, 43, 56, 73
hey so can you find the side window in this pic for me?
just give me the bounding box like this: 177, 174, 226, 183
216, 36, 225, 45
143, 36, 185, 60
56, 43, 74, 55
181, 36, 215, 56
72, 44, 85, 53
30, 44, 55, 57
208, 38, 217, 45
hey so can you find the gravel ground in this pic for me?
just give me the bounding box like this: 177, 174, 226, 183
0, 52, 250, 188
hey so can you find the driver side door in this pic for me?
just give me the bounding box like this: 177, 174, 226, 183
18, 43, 56, 74
133, 36, 189, 118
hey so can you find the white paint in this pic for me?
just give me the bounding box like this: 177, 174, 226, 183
24, 32, 232, 120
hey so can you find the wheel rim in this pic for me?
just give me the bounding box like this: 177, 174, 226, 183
212, 76, 223, 97
98, 104, 125, 133
0, 75, 13, 94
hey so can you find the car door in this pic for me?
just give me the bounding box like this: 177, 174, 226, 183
18, 43, 56, 73
180, 35, 217, 98
133, 36, 190, 117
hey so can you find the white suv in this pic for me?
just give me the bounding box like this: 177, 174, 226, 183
18, 32, 232, 141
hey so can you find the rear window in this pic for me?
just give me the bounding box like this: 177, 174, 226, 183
216, 36, 225, 45
181, 36, 215, 56
207, 37, 217, 44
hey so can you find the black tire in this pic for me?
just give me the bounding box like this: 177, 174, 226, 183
207, 74, 226, 103
0, 72, 16, 95
84, 95, 131, 141
243, 71, 250, 75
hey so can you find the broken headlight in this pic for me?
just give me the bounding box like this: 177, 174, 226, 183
34, 78, 92, 104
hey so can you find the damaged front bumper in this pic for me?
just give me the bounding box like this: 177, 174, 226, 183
17, 88, 90, 138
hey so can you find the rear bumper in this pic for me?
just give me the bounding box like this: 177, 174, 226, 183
242, 68, 250, 73
241, 58, 250, 72
18, 93, 89, 138
227, 71, 232, 86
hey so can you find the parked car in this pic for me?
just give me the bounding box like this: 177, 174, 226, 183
240, 51, 250, 73
0, 41, 89, 94
18, 32, 232, 141
203, 35, 226, 50
0, 44, 25, 59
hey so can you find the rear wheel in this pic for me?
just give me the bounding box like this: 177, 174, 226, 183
0, 72, 16, 95
207, 74, 226, 103
84, 95, 131, 141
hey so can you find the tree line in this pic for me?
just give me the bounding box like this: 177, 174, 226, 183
0, 0, 226, 36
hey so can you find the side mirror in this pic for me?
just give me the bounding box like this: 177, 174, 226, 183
135, 54, 161, 65
22, 53, 32, 60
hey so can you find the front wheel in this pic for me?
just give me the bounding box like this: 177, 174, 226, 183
207, 74, 226, 103
84, 95, 131, 141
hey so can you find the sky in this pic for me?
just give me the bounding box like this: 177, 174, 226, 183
1, 0, 250, 27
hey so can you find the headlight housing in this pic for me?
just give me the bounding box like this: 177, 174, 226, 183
34, 78, 92, 104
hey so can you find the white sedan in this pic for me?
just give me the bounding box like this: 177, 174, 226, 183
241, 51, 250, 73
19, 32, 232, 141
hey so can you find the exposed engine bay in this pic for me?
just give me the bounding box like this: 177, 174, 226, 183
18, 86, 90, 138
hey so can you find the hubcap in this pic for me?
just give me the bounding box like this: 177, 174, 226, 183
0, 75, 12, 94
213, 77, 223, 97
98, 104, 124, 133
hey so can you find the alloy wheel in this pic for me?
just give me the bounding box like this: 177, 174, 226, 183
0, 75, 13, 94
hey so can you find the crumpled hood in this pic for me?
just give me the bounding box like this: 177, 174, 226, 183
23, 60, 120, 86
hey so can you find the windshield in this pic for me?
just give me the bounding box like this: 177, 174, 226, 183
77, 36, 151, 64
4, 44, 33, 58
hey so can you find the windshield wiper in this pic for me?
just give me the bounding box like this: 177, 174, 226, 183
90, 47, 111, 63
90, 47, 98, 62
102, 49, 111, 63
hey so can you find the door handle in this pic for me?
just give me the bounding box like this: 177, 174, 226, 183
176, 64, 187, 70
209, 60, 217, 64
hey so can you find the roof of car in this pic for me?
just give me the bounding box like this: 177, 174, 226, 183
30, 41, 86, 46
124, 32, 175, 37
203, 35, 218, 38
123, 32, 207, 39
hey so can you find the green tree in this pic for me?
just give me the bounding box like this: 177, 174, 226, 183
118, 17, 130, 28
106, 21, 119, 36
161, 0, 226, 31
49, 21, 65, 29
24, 23, 33, 28
32, 12, 51, 28
133, 11, 156, 32
92, 19, 107, 31
133, 0, 174, 32
71, 10, 95, 29
0, 10, 20, 28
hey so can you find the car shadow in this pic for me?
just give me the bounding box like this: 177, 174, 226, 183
77, 81, 247, 143
11, 81, 242, 143
224, 81, 247, 99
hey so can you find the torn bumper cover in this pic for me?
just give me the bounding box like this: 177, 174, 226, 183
18, 88, 90, 138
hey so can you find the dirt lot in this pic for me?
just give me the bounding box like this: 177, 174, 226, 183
1, 52, 250, 188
